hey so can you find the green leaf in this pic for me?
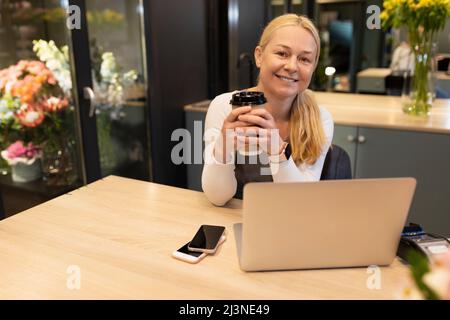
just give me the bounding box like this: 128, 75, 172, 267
406, 250, 440, 300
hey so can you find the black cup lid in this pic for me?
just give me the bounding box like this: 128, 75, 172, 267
230, 91, 267, 106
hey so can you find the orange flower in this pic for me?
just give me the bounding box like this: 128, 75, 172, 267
16, 104, 45, 127
0, 60, 58, 100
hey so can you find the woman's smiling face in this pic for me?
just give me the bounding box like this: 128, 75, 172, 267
254, 25, 317, 100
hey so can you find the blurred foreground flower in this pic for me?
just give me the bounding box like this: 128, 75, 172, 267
399, 249, 450, 299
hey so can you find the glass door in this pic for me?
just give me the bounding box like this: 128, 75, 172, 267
0, 0, 152, 218
78, 0, 151, 180
268, 0, 287, 19
315, 0, 364, 93
0, 0, 83, 216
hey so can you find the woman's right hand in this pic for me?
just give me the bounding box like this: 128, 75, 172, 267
215, 106, 252, 163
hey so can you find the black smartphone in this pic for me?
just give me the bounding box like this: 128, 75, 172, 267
188, 225, 226, 253
172, 235, 226, 264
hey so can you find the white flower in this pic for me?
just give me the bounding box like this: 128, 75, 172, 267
423, 267, 450, 299
46, 59, 62, 71
123, 70, 138, 85
4, 82, 13, 95
25, 111, 40, 123
1, 111, 14, 121
92, 51, 137, 111
32, 39, 72, 96
0, 100, 12, 123
0, 99, 7, 111
100, 52, 119, 84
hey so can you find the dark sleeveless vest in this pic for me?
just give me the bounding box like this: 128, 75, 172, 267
234, 144, 292, 199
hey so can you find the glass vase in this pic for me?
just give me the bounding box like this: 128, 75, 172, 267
402, 38, 437, 116
41, 140, 76, 187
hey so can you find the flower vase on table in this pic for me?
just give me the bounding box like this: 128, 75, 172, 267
1, 141, 42, 183
381, 0, 450, 116
11, 159, 42, 182
402, 34, 437, 116
41, 139, 76, 187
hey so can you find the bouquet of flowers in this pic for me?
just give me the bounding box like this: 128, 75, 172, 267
0, 40, 74, 181
36, 39, 138, 171
1, 37, 139, 178
381, 0, 449, 33
7, 1, 67, 25
89, 43, 138, 172
95, 52, 137, 110
86, 9, 125, 31
0, 59, 70, 147
33, 39, 138, 116
381, 0, 450, 115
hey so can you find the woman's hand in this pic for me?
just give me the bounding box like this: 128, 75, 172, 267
236, 108, 285, 156
214, 106, 252, 163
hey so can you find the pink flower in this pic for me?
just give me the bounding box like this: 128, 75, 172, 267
0, 60, 58, 99
26, 61, 46, 75
5, 141, 28, 159
47, 74, 56, 85
16, 60, 28, 71
6, 140, 39, 159
1, 141, 41, 164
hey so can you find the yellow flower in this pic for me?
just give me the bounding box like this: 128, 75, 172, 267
418, 0, 431, 7
383, 0, 450, 30
384, 2, 393, 10
380, 11, 389, 20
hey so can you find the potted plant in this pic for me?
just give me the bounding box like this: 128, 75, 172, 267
1, 140, 42, 182
381, 0, 450, 116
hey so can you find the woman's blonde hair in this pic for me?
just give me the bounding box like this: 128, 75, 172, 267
258, 14, 327, 165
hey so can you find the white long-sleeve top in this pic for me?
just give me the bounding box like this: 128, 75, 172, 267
201, 91, 334, 206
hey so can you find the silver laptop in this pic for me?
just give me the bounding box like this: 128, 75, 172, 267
234, 177, 416, 271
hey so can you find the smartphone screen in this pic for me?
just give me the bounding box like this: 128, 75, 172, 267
189, 225, 225, 250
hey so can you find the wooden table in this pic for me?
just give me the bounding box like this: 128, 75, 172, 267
0, 176, 411, 299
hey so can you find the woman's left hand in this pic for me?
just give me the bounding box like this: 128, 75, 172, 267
236, 109, 285, 155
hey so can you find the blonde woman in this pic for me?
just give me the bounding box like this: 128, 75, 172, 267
202, 14, 334, 206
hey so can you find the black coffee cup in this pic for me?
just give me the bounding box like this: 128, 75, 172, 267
230, 91, 266, 109
230, 91, 266, 156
